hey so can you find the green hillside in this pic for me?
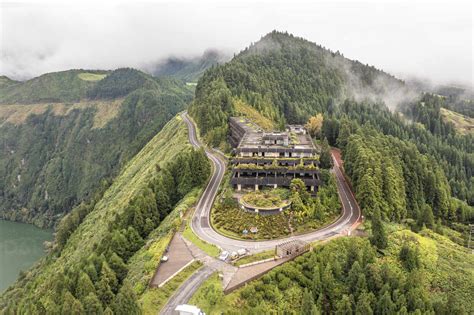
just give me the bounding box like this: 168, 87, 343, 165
0, 70, 108, 104
189, 31, 405, 145
0, 76, 20, 89
0, 68, 193, 227
0, 115, 210, 313
189, 30, 473, 217
190, 228, 473, 314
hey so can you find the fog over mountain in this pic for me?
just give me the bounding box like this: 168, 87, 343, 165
1, 0, 472, 86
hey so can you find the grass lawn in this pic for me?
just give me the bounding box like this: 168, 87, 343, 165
440, 107, 474, 135
234, 98, 275, 131
235, 249, 276, 266
77, 72, 107, 81
241, 190, 287, 208
182, 221, 220, 257
139, 260, 203, 315
188, 272, 241, 314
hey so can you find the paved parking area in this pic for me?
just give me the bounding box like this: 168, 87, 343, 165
149, 233, 194, 288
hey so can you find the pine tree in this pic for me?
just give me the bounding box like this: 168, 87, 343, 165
319, 138, 333, 169
108, 252, 128, 282
377, 291, 395, 315
112, 282, 140, 315
312, 265, 322, 300
418, 204, 434, 229
96, 261, 117, 306
62, 291, 77, 314
335, 294, 353, 315
370, 207, 387, 249
347, 261, 362, 293
71, 299, 84, 315
76, 272, 96, 301
399, 244, 420, 271
355, 292, 374, 315
83, 292, 103, 315
301, 288, 315, 315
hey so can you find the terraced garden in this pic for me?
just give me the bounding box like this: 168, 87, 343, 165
241, 190, 288, 209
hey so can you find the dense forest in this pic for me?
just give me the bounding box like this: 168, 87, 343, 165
189, 31, 405, 146
0, 68, 193, 227
191, 231, 473, 314
0, 117, 211, 314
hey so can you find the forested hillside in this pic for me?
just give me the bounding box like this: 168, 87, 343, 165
0, 68, 193, 227
191, 230, 473, 314
0, 116, 211, 314
189, 31, 407, 146
187, 31, 473, 313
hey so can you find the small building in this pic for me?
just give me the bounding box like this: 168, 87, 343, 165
275, 239, 310, 258
175, 304, 204, 315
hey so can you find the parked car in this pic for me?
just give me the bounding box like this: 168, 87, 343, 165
161, 255, 169, 262
237, 248, 248, 256
218, 251, 229, 261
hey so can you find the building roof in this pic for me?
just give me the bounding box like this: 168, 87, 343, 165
230, 116, 315, 152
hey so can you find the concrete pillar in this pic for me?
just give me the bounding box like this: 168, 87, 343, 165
237, 184, 242, 191
274, 184, 277, 188
255, 184, 259, 191
311, 186, 315, 192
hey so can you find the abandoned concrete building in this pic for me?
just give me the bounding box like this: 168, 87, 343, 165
229, 117, 321, 191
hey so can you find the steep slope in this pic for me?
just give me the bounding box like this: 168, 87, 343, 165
0, 68, 193, 227
0, 115, 210, 313
189, 31, 407, 145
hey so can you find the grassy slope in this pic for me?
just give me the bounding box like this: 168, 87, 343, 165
0, 70, 109, 104
0, 69, 192, 227
0, 115, 191, 305
440, 107, 474, 135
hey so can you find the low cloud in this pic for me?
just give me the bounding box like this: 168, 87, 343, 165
1, 0, 472, 87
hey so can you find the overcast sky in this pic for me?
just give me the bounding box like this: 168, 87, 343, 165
1, 0, 472, 86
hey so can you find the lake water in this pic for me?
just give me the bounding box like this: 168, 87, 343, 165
0, 220, 53, 292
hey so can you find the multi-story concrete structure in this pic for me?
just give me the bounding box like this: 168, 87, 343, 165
229, 117, 321, 191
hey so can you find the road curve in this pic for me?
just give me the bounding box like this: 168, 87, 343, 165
181, 112, 361, 254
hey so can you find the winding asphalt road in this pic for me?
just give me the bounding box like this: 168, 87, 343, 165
181, 112, 361, 254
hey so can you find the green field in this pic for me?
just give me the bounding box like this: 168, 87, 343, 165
77, 72, 107, 81
235, 249, 276, 266
440, 107, 474, 135
182, 221, 220, 257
